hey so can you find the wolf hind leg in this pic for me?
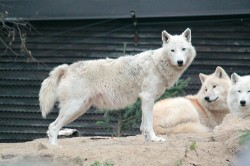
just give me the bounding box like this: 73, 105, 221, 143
48, 99, 91, 145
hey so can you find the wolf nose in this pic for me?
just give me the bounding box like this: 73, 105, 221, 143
204, 96, 210, 102
240, 100, 246, 106
177, 60, 183, 66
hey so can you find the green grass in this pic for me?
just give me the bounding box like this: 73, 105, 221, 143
175, 141, 198, 166
239, 130, 250, 145
90, 161, 114, 166
72, 157, 114, 166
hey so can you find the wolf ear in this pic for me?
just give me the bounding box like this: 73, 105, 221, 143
199, 73, 208, 84
231, 73, 240, 85
182, 28, 191, 43
162, 30, 171, 43
215, 66, 228, 79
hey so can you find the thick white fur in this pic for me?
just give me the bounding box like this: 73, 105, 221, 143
153, 67, 231, 135
39, 28, 196, 145
39, 64, 68, 118
228, 73, 250, 116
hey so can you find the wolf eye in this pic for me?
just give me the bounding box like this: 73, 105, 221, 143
182, 48, 186, 51
238, 90, 241, 93
171, 49, 175, 52
248, 90, 250, 93
213, 85, 217, 88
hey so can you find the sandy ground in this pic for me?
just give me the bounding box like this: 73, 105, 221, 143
0, 114, 250, 166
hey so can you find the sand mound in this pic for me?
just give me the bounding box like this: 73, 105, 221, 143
1, 114, 250, 166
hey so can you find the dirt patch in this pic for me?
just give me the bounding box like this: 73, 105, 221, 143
1, 114, 250, 166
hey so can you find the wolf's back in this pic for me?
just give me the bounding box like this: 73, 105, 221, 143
39, 64, 68, 118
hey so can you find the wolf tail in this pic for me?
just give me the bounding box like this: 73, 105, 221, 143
39, 64, 68, 118
155, 122, 210, 135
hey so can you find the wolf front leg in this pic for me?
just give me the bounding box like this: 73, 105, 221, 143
140, 113, 144, 133
140, 92, 166, 142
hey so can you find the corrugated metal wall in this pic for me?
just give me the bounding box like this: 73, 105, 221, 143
1, 17, 250, 142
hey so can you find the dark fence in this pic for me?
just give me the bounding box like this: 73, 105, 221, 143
1, 16, 250, 142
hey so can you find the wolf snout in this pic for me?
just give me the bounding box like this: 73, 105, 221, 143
204, 96, 218, 103
240, 100, 246, 107
204, 96, 210, 102
177, 60, 184, 66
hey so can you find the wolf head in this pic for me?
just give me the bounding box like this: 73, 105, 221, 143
197, 66, 231, 112
161, 28, 196, 69
228, 73, 250, 115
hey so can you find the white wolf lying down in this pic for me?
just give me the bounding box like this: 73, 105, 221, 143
39, 28, 196, 145
153, 67, 231, 134
228, 73, 250, 117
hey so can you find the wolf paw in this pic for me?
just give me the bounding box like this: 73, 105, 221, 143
144, 132, 166, 142
49, 139, 58, 145
49, 134, 58, 145
151, 136, 166, 142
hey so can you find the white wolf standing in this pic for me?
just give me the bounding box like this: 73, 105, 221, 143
228, 73, 250, 116
39, 28, 196, 145
153, 67, 231, 134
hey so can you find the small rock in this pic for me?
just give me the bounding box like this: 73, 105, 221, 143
1, 154, 17, 159
38, 143, 48, 151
